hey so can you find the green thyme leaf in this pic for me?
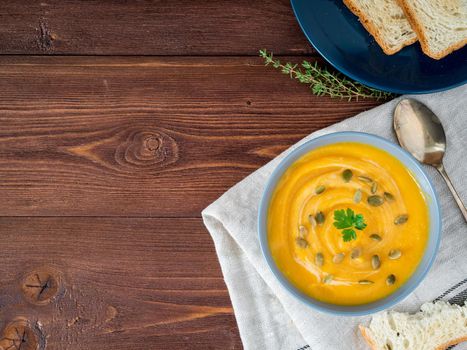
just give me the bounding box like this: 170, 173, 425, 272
259, 49, 395, 101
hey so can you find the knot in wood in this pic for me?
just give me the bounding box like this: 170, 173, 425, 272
0, 319, 44, 350
116, 129, 178, 169
21, 268, 63, 306
37, 20, 54, 52
144, 136, 160, 152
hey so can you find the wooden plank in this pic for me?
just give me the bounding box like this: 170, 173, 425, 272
0, 0, 312, 55
0, 217, 242, 349
0, 56, 383, 216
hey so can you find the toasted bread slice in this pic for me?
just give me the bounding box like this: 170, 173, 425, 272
397, 0, 467, 59
359, 301, 467, 350
343, 0, 418, 54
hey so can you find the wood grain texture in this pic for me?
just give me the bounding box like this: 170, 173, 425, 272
0, 217, 241, 350
0, 0, 312, 55
0, 56, 384, 217
0, 1, 391, 348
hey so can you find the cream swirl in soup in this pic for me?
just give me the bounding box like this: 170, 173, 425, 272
267, 142, 429, 305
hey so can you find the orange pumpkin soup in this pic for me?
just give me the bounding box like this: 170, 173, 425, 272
267, 142, 429, 305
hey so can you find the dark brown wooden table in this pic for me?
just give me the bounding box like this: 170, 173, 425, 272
0, 1, 384, 349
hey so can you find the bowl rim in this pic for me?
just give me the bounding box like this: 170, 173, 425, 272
258, 131, 442, 316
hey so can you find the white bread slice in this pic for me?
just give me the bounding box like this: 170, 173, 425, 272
343, 0, 418, 54
359, 301, 467, 350
397, 0, 467, 59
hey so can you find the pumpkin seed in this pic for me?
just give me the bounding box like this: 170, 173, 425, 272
371, 255, 381, 270
323, 274, 334, 284
388, 249, 402, 260
342, 169, 353, 182
332, 253, 345, 264
384, 192, 395, 202
315, 185, 326, 194
358, 175, 373, 183
358, 279, 374, 285
315, 211, 325, 225
351, 247, 361, 259
315, 252, 324, 267
394, 214, 409, 225
353, 189, 362, 203
371, 182, 378, 194
298, 225, 308, 237
368, 195, 384, 206
308, 214, 317, 228
295, 237, 308, 248
370, 233, 382, 241
386, 274, 396, 285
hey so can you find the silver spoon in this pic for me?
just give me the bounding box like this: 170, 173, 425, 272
394, 98, 467, 222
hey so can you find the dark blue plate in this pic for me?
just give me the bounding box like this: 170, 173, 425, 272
290, 0, 467, 94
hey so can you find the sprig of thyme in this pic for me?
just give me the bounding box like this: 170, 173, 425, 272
259, 49, 394, 101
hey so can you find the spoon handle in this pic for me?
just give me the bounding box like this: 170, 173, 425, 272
436, 164, 467, 222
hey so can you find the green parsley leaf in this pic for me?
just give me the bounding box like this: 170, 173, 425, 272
342, 228, 357, 242
333, 208, 367, 241
333, 209, 353, 229
354, 214, 367, 230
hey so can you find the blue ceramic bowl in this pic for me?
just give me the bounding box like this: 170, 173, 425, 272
258, 132, 441, 316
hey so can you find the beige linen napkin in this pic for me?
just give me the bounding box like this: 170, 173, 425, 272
202, 85, 467, 350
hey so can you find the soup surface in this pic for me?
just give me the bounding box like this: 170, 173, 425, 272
268, 142, 429, 305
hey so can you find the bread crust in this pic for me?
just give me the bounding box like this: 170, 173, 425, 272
436, 336, 467, 350
343, 0, 417, 55
359, 324, 467, 350
359, 325, 378, 350
396, 0, 467, 59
